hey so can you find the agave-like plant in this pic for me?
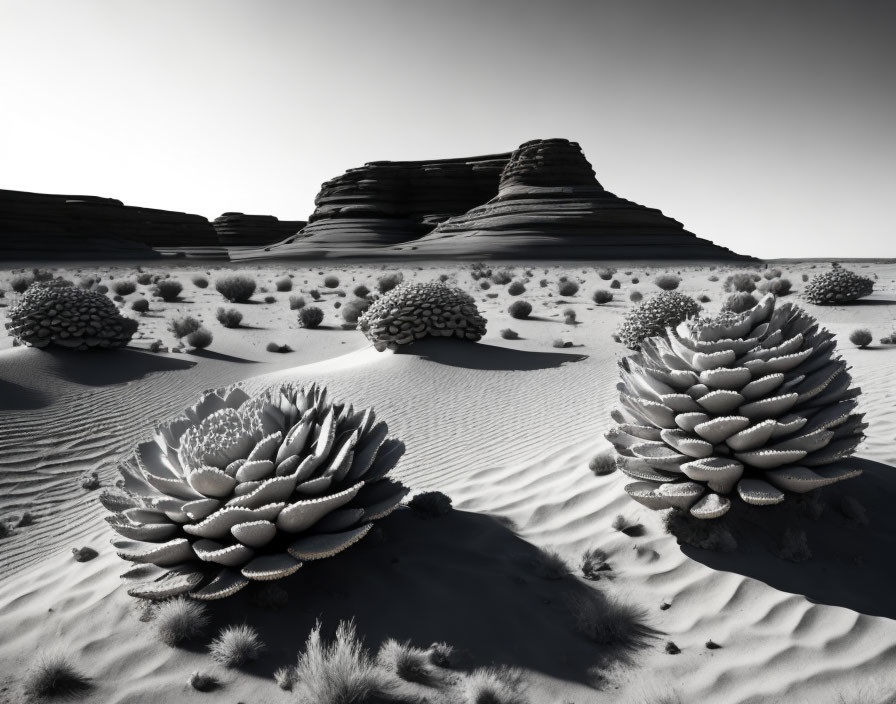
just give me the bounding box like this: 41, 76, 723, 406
803, 268, 874, 305
606, 293, 865, 519
102, 383, 408, 599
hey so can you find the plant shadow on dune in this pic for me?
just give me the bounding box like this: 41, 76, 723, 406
194, 508, 654, 686
17, 347, 197, 388
397, 337, 588, 371
0, 378, 49, 410
186, 349, 257, 364
675, 457, 896, 619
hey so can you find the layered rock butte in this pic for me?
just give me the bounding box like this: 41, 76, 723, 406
243, 138, 749, 260
212, 212, 307, 247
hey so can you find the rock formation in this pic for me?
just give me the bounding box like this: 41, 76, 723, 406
243, 138, 750, 261
0, 188, 218, 258
212, 213, 306, 247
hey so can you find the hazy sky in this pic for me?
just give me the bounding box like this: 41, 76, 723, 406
2, 0, 894, 257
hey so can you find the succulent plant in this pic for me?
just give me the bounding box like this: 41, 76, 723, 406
617, 291, 701, 350
803, 269, 874, 305
5, 280, 138, 350
358, 281, 487, 351
102, 383, 408, 599
606, 294, 865, 519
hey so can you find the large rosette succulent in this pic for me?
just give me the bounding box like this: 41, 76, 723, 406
606, 293, 866, 520
358, 281, 487, 351
102, 383, 408, 599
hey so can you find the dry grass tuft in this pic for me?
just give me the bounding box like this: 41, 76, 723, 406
377, 639, 438, 686
462, 666, 528, 704
209, 623, 264, 668
154, 596, 209, 647
22, 652, 91, 700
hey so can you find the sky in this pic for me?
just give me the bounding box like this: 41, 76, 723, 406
1, 0, 894, 258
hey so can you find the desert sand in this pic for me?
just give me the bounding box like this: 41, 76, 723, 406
1, 259, 895, 704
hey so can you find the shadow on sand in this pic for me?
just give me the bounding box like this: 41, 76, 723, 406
187, 349, 257, 364
677, 457, 896, 619
0, 378, 49, 410
40, 347, 197, 386
198, 509, 655, 684
397, 338, 588, 371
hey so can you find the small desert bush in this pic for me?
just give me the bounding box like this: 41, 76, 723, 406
22, 653, 91, 700
629, 291, 643, 303
136, 272, 153, 285
463, 667, 527, 704
723, 271, 759, 293
802, 273, 810, 282
580, 548, 610, 580
507, 300, 532, 319
309, 288, 321, 300
293, 619, 394, 704
209, 624, 264, 668
597, 267, 616, 280
10, 274, 34, 293
610, 279, 621, 289
558, 280, 580, 296
266, 341, 292, 353
758, 277, 792, 296
215, 275, 256, 303
110, 280, 136, 296
289, 294, 306, 310
708, 275, 719, 282
352, 284, 370, 298
377, 272, 403, 293
377, 639, 436, 685
763, 267, 783, 279
131, 298, 149, 313
593, 289, 614, 305
154, 597, 209, 647
552, 338, 571, 348
188, 671, 219, 692
653, 274, 681, 291
500, 328, 520, 340
216, 307, 243, 328
850, 328, 873, 348
565, 589, 648, 648
697, 294, 711, 303
630, 276, 640, 284
168, 315, 202, 339
563, 308, 576, 324
274, 665, 298, 691
507, 281, 526, 296
407, 490, 453, 517
491, 269, 514, 285
153, 280, 183, 302
264, 295, 276, 304
480, 280, 491, 290
191, 275, 208, 288
299, 306, 324, 328
186, 327, 213, 349
323, 275, 339, 289
275, 276, 292, 291
341, 298, 371, 324
663, 509, 737, 551
722, 291, 759, 313
95, 284, 109, 294
589, 454, 616, 475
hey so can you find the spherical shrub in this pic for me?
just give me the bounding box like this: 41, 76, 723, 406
802, 273, 809, 282
168, 316, 202, 339
629, 291, 643, 303
101, 382, 408, 599
508, 300, 532, 320
597, 267, 616, 281
500, 328, 519, 340
95, 284, 109, 295
849, 329, 873, 348
558, 280, 580, 297
131, 298, 150, 313
154, 597, 209, 646
593, 290, 614, 305
722, 292, 759, 313
186, 327, 213, 349
191, 275, 208, 289
341, 298, 371, 325
323, 275, 339, 289
607, 294, 866, 520
479, 280, 491, 290
491, 269, 513, 285
215, 275, 256, 303
210, 624, 264, 667
137, 273, 153, 285
653, 274, 681, 291
5, 280, 138, 350
111, 280, 137, 296
763, 268, 783, 280
264, 296, 276, 304
610, 279, 621, 289
616, 291, 701, 349
298, 306, 324, 328
723, 272, 760, 293
289, 295, 306, 310
266, 342, 292, 353
275, 277, 292, 292
377, 272, 403, 294
757, 278, 792, 296
358, 282, 487, 351
507, 281, 526, 296
803, 269, 874, 305
216, 307, 243, 328
154, 280, 183, 302
697, 294, 711, 303
352, 285, 370, 299
309, 289, 321, 301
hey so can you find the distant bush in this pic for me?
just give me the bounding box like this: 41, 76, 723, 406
507, 300, 532, 319
289, 295, 306, 310
850, 329, 873, 348
191, 275, 208, 288
616, 291, 701, 349
653, 274, 681, 291
323, 275, 339, 289
763, 267, 783, 280
299, 306, 324, 328
757, 277, 792, 296
153, 280, 183, 302
479, 280, 491, 290
352, 284, 370, 298
589, 454, 616, 475
341, 298, 371, 324
275, 277, 292, 292
215, 275, 256, 303
722, 291, 759, 313
136, 273, 153, 285
95, 284, 109, 295
186, 327, 213, 349
593, 290, 614, 305
377, 272, 403, 293
629, 291, 642, 303
697, 294, 711, 303
558, 280, 580, 297
216, 307, 243, 328
630, 277, 639, 284
110, 280, 136, 296
500, 328, 519, 340
266, 341, 292, 353
168, 315, 202, 339
264, 295, 276, 304
597, 267, 616, 280
802, 273, 809, 282
708, 275, 719, 282
610, 279, 621, 289
309, 289, 321, 301
563, 308, 576, 324
491, 269, 514, 285
131, 298, 149, 313
723, 272, 760, 293
507, 281, 526, 296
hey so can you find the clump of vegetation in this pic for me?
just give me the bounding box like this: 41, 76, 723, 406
22, 653, 91, 700
136, 272, 153, 285
309, 289, 321, 301
377, 272, 403, 293
580, 548, 611, 580
274, 665, 297, 691
722, 291, 759, 313
708, 275, 719, 282
266, 341, 292, 353
697, 294, 711, 303
352, 284, 370, 298
299, 306, 324, 328
507, 281, 526, 296
289, 294, 306, 310
275, 276, 293, 291
131, 298, 149, 313
565, 589, 647, 648
563, 308, 576, 325
168, 315, 201, 339
616, 291, 700, 349
110, 280, 136, 296
323, 275, 340, 289
491, 269, 514, 285
153, 280, 183, 302
408, 491, 453, 517
154, 597, 210, 646
597, 267, 616, 280
558, 280, 580, 296
804, 268, 875, 305
589, 454, 616, 475
264, 295, 276, 304
552, 338, 572, 348
186, 327, 213, 349
508, 300, 532, 319
215, 275, 256, 303
188, 671, 219, 692
209, 624, 264, 668
341, 298, 371, 325
216, 307, 243, 328
377, 639, 436, 685
849, 328, 873, 348
462, 667, 527, 704
500, 328, 520, 340
778, 527, 811, 562
662, 509, 737, 551
610, 279, 621, 289
592, 289, 614, 305
757, 277, 792, 296
763, 267, 783, 279
629, 291, 642, 303
723, 271, 760, 293
191, 275, 208, 288
653, 274, 681, 291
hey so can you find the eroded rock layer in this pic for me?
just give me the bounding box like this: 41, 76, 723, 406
0, 188, 218, 258
213, 213, 307, 247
